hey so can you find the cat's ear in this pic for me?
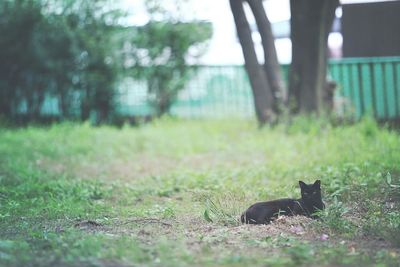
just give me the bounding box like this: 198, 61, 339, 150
299, 181, 307, 190
313, 180, 321, 189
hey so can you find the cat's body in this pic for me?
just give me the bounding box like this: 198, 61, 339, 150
241, 180, 324, 224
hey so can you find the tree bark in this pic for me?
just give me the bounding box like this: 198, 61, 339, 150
81, 88, 90, 121
247, 0, 287, 109
59, 90, 68, 119
230, 0, 275, 125
289, 0, 339, 114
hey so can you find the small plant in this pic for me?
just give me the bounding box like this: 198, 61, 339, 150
316, 197, 356, 234
0, 240, 30, 266
383, 211, 400, 247
203, 193, 245, 226
386, 172, 400, 189
146, 204, 176, 219
285, 242, 314, 265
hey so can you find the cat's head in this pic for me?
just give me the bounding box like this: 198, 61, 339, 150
298, 180, 324, 211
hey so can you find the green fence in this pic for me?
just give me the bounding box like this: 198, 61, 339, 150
329, 57, 400, 119
115, 66, 255, 118
40, 57, 400, 120
114, 57, 400, 119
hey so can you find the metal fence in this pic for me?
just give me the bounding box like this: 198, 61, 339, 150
41, 57, 400, 120
115, 66, 256, 118
329, 57, 400, 119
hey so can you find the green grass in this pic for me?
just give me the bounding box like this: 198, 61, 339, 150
0, 117, 399, 266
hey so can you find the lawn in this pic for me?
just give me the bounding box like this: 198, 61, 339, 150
0, 117, 399, 267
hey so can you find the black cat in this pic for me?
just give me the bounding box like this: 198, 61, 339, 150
241, 180, 325, 224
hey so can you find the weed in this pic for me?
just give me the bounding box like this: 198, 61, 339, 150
203, 192, 246, 226
316, 197, 357, 235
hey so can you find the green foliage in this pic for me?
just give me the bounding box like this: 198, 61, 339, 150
203, 193, 244, 226
0, 0, 212, 123
386, 172, 400, 189
284, 241, 314, 265
126, 0, 212, 116
317, 197, 357, 234
0, 0, 123, 123
0, 233, 151, 267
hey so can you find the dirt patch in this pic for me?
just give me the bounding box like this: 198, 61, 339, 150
97, 260, 134, 267
73, 215, 318, 247
42, 211, 396, 267
74, 220, 103, 231
185, 216, 315, 241
71, 214, 400, 260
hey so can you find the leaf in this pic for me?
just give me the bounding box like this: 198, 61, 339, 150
386, 172, 400, 188
203, 209, 213, 223
386, 172, 392, 185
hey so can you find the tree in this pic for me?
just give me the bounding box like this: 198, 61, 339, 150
230, 0, 285, 125
0, 0, 123, 124
289, 0, 339, 114
0, 0, 44, 120
65, 1, 123, 123
247, 0, 287, 108
126, 0, 212, 117
230, 0, 339, 122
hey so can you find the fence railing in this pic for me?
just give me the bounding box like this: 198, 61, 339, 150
329, 57, 400, 119
41, 57, 400, 120
114, 57, 400, 119
115, 66, 255, 118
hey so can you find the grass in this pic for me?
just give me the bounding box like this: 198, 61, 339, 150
0, 117, 399, 266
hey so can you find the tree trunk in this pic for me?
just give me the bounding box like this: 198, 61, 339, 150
157, 95, 171, 117
247, 0, 287, 109
32, 90, 45, 121
289, 0, 339, 114
59, 90, 68, 119
81, 88, 90, 121
230, 0, 275, 125
0, 92, 13, 119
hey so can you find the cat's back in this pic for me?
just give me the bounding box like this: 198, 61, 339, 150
247, 198, 297, 210
241, 198, 299, 224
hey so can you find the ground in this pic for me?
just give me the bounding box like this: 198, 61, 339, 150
0, 117, 399, 267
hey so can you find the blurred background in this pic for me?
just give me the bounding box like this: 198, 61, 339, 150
1, 1, 400, 266
0, 0, 399, 125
